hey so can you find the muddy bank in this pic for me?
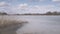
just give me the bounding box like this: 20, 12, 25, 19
0, 18, 28, 34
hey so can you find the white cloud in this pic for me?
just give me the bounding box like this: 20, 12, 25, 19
18, 3, 28, 10
0, 2, 60, 14
27, 0, 45, 2
15, 4, 60, 13
0, 2, 9, 7
27, 5, 57, 13
52, 0, 60, 2
6, 3, 29, 14
8, 4, 60, 14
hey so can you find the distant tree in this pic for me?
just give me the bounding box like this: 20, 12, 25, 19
45, 11, 52, 15
57, 12, 60, 15
45, 11, 60, 15
2, 12, 7, 15
0, 12, 7, 15
52, 12, 57, 15
52, 11, 60, 15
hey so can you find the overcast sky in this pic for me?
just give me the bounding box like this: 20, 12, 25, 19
0, 0, 60, 14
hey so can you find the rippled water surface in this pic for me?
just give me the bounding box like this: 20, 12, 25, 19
16, 16, 60, 34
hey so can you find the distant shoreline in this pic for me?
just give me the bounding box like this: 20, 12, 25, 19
1, 14, 60, 16
0, 14, 60, 16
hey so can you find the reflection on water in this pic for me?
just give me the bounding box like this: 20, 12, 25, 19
16, 16, 60, 34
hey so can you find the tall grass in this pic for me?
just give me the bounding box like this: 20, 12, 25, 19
0, 17, 28, 34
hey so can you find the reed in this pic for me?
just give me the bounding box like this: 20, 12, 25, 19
0, 18, 28, 34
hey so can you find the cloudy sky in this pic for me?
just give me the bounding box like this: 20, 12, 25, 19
0, 0, 60, 14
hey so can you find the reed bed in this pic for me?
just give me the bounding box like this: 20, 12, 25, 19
0, 17, 28, 34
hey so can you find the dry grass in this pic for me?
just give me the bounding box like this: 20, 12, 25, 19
0, 17, 28, 34
0, 18, 27, 28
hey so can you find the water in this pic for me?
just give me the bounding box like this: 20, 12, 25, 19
0, 15, 60, 34
16, 16, 60, 34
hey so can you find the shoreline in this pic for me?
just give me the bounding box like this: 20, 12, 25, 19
0, 15, 60, 16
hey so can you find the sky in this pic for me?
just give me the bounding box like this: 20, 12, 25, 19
0, 0, 60, 14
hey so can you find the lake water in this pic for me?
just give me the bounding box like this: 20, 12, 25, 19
0, 15, 60, 34
16, 16, 60, 34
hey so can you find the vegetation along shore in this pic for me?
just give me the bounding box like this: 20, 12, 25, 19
0, 17, 28, 34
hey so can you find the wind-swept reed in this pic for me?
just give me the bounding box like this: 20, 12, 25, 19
0, 17, 28, 34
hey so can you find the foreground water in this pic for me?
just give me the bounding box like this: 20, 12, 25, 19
0, 15, 60, 34
17, 16, 60, 34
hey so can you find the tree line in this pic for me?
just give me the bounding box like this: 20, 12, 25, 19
45, 11, 60, 15
0, 11, 60, 15
0, 12, 7, 15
